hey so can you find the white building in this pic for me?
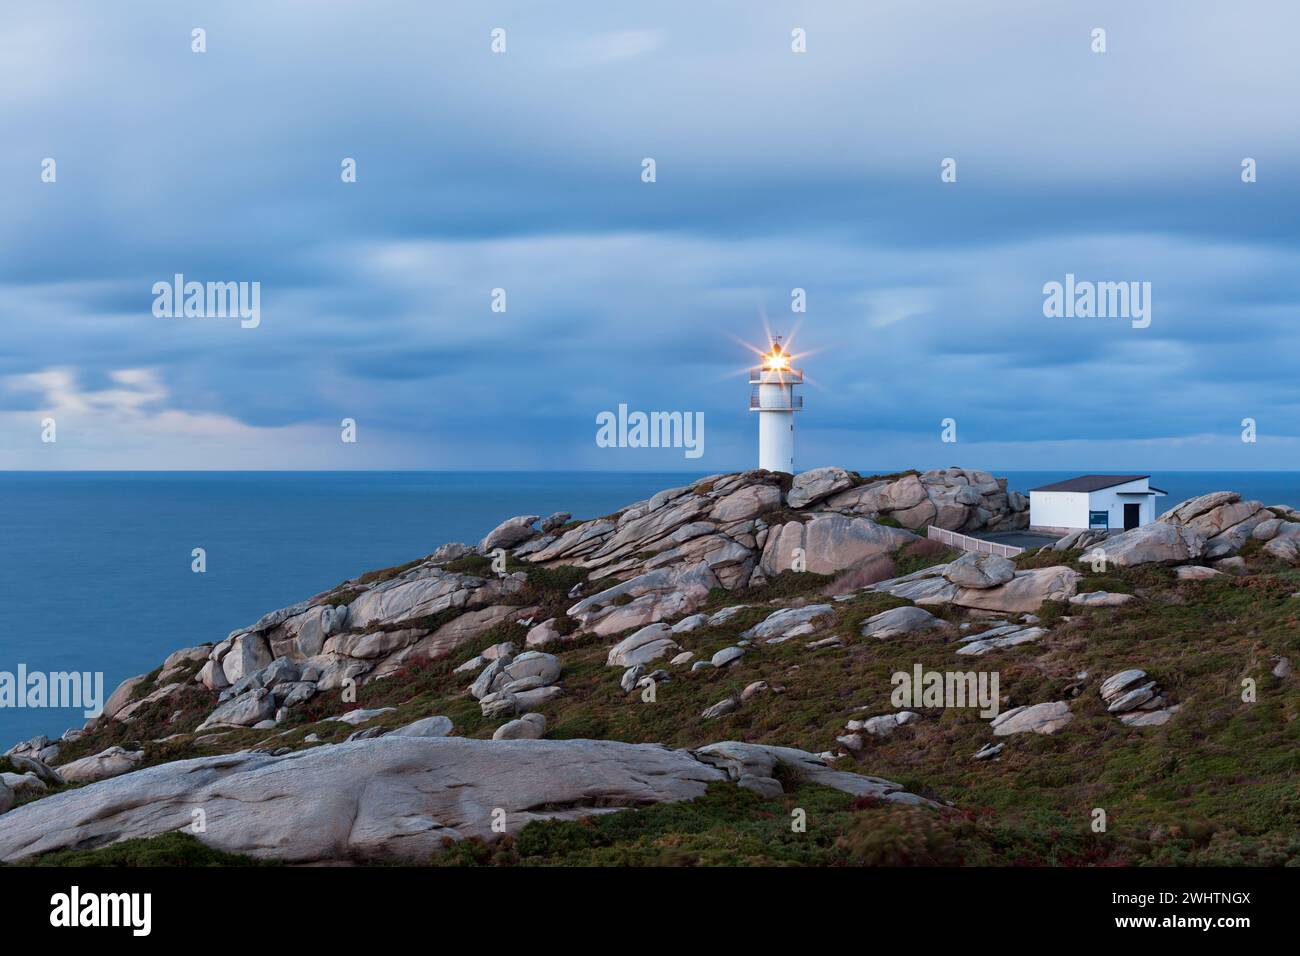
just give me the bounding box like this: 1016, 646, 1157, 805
749, 337, 802, 473
1029, 475, 1166, 533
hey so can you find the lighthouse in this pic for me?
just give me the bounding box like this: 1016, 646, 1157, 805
749, 336, 802, 473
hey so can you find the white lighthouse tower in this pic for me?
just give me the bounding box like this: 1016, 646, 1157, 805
749, 336, 802, 474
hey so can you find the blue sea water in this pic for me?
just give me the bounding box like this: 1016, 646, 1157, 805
1, 470, 1297, 746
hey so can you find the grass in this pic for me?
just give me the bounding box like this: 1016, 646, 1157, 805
13, 832, 264, 868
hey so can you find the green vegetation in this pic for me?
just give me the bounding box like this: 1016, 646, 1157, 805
14, 832, 263, 868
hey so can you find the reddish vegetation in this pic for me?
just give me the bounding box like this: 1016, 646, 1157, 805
824, 556, 898, 595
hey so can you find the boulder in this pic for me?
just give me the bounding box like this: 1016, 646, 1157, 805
693, 742, 935, 806
787, 467, 855, 508
671, 613, 709, 634
760, 515, 916, 577
480, 515, 541, 551
1262, 524, 1300, 562
990, 701, 1073, 736
826, 473, 929, 517
568, 562, 719, 636
942, 552, 1016, 589
469, 657, 513, 699
1158, 492, 1270, 558
329, 707, 397, 726
0, 782, 11, 816
540, 512, 572, 533
388, 716, 453, 738
1, 773, 47, 799
861, 711, 919, 738
500, 652, 562, 688
1097, 670, 1141, 701
479, 691, 520, 718
493, 713, 547, 740
581, 495, 714, 570
1068, 591, 1137, 607
6, 755, 63, 788
620, 664, 645, 693
953, 567, 1080, 614
346, 570, 513, 631
709, 484, 781, 522
432, 542, 471, 562
741, 604, 835, 641
220, 633, 274, 686
606, 624, 679, 668
859, 605, 950, 639
266, 603, 349, 659
198, 659, 230, 692
1175, 565, 1223, 581
701, 697, 741, 720
1053, 528, 1108, 552
1118, 706, 1181, 727
513, 686, 563, 711
955, 624, 1046, 656
114, 681, 187, 723
1098, 669, 1177, 726
1252, 518, 1284, 541
1082, 522, 1206, 567
710, 647, 745, 668
102, 674, 149, 721
55, 747, 144, 785
706, 605, 751, 627
524, 519, 617, 564
524, 618, 561, 647
196, 688, 277, 731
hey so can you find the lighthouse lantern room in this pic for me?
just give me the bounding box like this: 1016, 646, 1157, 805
749, 336, 802, 474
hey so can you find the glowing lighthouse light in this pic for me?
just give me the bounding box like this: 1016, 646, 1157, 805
749, 335, 803, 473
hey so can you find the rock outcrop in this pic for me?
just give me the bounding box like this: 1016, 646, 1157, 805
859, 605, 951, 640
55, 747, 144, 785
0, 736, 930, 863
818, 468, 1028, 532
943, 552, 1016, 589
990, 701, 1073, 736
1099, 669, 1180, 727
1158, 492, 1271, 559
1079, 522, 1205, 567
952, 566, 1081, 614
759, 514, 917, 576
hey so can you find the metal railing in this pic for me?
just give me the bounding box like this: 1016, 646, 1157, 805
749, 390, 803, 410
927, 525, 1024, 557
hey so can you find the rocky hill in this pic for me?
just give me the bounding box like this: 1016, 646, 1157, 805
1, 468, 1297, 867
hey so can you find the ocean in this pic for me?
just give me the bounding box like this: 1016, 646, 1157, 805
2, 470, 1297, 746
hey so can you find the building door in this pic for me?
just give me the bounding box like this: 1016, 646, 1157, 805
1124, 503, 1141, 530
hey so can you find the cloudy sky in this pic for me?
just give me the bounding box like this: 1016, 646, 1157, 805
1, 1, 1297, 472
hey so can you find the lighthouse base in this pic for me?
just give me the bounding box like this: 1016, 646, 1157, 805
758, 411, 795, 474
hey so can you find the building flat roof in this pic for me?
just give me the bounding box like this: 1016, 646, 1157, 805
1030, 475, 1150, 493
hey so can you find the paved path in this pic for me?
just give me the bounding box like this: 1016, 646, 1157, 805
969, 530, 1060, 550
